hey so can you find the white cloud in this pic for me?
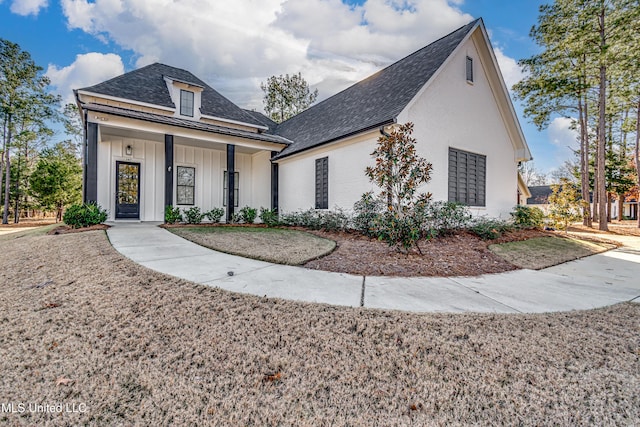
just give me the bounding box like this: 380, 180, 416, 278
59, 0, 474, 109
493, 46, 523, 91
10, 0, 48, 16
548, 116, 579, 163
46, 52, 124, 104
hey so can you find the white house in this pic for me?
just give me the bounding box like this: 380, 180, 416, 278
75, 18, 531, 222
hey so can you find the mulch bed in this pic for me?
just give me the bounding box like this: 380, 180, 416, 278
304, 228, 552, 277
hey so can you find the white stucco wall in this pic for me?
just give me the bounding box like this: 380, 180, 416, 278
278, 132, 379, 213
397, 35, 519, 218
278, 34, 521, 218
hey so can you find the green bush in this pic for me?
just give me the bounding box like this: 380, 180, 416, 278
469, 217, 514, 240
353, 192, 385, 237
205, 207, 224, 223
259, 207, 280, 227
424, 201, 472, 235
280, 208, 350, 231
183, 206, 205, 224
165, 205, 183, 224
510, 205, 545, 228
63, 202, 108, 229
239, 206, 258, 224
374, 212, 422, 253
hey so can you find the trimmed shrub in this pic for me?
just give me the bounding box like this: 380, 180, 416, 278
63, 202, 108, 229
374, 212, 422, 253
231, 212, 243, 224
353, 192, 385, 237
319, 208, 351, 231
510, 205, 545, 228
183, 206, 205, 224
259, 208, 280, 227
424, 201, 472, 235
239, 206, 258, 224
205, 207, 225, 223
165, 205, 183, 224
280, 208, 350, 231
469, 217, 514, 240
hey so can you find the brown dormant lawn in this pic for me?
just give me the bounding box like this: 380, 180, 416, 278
488, 236, 616, 269
0, 229, 638, 425
168, 225, 336, 265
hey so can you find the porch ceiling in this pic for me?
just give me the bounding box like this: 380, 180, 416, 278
100, 124, 266, 154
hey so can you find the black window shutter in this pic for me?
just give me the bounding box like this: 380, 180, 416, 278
448, 148, 485, 207
315, 157, 328, 209
466, 56, 474, 82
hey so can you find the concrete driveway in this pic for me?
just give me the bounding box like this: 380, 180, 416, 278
107, 223, 640, 313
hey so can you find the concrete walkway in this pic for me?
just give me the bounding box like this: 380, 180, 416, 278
106, 223, 640, 314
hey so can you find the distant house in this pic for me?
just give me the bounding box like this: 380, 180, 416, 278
75, 18, 531, 222
526, 185, 553, 213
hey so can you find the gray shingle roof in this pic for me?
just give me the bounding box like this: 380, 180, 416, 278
83, 103, 291, 146
242, 109, 279, 132
273, 19, 480, 159
80, 63, 265, 128
526, 185, 553, 204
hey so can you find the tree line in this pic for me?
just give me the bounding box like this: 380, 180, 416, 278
514, 0, 640, 230
1, 39, 82, 224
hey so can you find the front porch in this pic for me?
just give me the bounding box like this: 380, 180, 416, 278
84, 109, 285, 222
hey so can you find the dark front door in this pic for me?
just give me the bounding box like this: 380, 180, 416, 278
116, 161, 140, 219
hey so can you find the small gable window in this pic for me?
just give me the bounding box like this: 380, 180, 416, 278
180, 90, 194, 117
466, 56, 474, 83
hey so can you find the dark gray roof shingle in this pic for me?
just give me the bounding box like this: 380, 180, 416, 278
242, 109, 279, 132
273, 19, 480, 159
83, 103, 291, 146
80, 63, 265, 128
526, 185, 553, 204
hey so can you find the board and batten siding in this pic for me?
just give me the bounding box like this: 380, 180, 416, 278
173, 145, 271, 212
97, 135, 165, 221
97, 135, 273, 221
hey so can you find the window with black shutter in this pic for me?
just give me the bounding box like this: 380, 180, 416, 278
448, 148, 486, 206
466, 56, 474, 83
315, 157, 328, 209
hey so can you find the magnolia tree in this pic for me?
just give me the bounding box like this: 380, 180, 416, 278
363, 122, 433, 253
365, 122, 433, 215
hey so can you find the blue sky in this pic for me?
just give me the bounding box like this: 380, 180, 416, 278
0, 0, 574, 174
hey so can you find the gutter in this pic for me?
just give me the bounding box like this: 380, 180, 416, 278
271, 118, 396, 162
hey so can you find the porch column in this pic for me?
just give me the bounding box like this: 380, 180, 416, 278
271, 151, 279, 212
164, 134, 174, 216
84, 122, 98, 203
226, 144, 235, 222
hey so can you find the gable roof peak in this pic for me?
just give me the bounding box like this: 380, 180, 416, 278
273, 18, 482, 159
78, 62, 267, 128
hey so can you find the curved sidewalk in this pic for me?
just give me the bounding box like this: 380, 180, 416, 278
107, 223, 640, 314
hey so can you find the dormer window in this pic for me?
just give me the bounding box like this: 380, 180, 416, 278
180, 90, 194, 117
466, 56, 474, 83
